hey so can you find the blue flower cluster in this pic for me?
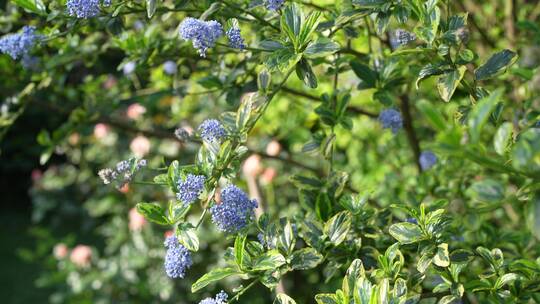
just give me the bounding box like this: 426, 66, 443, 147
177, 174, 206, 205
163, 60, 177, 75
419, 151, 437, 171
210, 185, 258, 233
378, 109, 403, 134
123, 61, 136, 75
164, 236, 192, 279
265, 0, 285, 11
0, 26, 40, 60
98, 158, 147, 186
66, 0, 100, 18
198, 119, 226, 142
405, 217, 418, 225
226, 27, 245, 50
199, 291, 228, 304
179, 18, 223, 57
395, 29, 416, 46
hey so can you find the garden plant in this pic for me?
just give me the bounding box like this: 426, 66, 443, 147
2, 0, 540, 303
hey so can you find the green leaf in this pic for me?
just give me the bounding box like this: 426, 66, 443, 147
494, 273, 519, 289
389, 222, 424, 244
493, 122, 513, 155
191, 267, 241, 292
468, 89, 503, 144
416, 63, 446, 89
281, 4, 303, 49
526, 194, 540, 241
297, 10, 322, 48
266, 48, 302, 72
146, 0, 157, 18
350, 61, 377, 89
467, 179, 505, 202
324, 211, 352, 246
304, 39, 340, 58
234, 234, 247, 270
136, 202, 169, 225
278, 220, 296, 255
314, 294, 338, 304
351, 0, 386, 8
417, 99, 446, 131
439, 295, 461, 304
433, 243, 450, 267
512, 129, 540, 173
274, 293, 297, 304
176, 224, 199, 251
475, 50, 518, 81
296, 58, 318, 88
290, 248, 323, 270
252, 250, 286, 271
12, 0, 46, 15
437, 66, 466, 102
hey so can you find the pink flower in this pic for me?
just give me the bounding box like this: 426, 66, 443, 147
118, 184, 130, 194
130, 135, 150, 157
129, 208, 146, 231
242, 154, 263, 177
126, 103, 146, 120
103, 75, 118, 89
53, 243, 68, 259
266, 140, 281, 156
164, 230, 174, 238
94, 123, 110, 139
261, 167, 277, 184
70, 245, 92, 267
68, 133, 80, 145
31, 169, 42, 182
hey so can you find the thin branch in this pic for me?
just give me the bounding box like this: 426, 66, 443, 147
281, 86, 378, 118
398, 94, 422, 172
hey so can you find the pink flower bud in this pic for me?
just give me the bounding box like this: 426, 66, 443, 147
164, 230, 174, 238
53, 243, 68, 259
68, 133, 80, 145
94, 123, 110, 139
31, 169, 42, 182
130, 135, 150, 157
261, 167, 277, 184
242, 154, 263, 177
118, 183, 129, 193
70, 245, 92, 267
129, 208, 146, 231
126, 103, 146, 120
103, 75, 118, 89
266, 140, 281, 157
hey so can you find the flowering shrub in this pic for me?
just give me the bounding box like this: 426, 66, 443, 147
3, 0, 540, 303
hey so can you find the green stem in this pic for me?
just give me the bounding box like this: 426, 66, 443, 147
229, 280, 258, 303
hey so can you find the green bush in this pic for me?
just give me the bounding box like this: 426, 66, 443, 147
2, 0, 540, 303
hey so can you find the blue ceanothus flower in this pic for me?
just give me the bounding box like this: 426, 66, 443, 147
198, 119, 226, 142
177, 174, 206, 205
419, 151, 437, 171
66, 0, 101, 18
265, 0, 285, 11
0, 26, 40, 60
179, 18, 223, 57
226, 27, 245, 50
163, 236, 192, 279
210, 185, 258, 233
199, 291, 228, 304
379, 109, 403, 133
163, 60, 177, 75
394, 29, 416, 46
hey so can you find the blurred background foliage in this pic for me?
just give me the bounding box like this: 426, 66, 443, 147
1, 0, 540, 303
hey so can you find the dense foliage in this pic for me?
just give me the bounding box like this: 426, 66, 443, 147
3, 0, 540, 303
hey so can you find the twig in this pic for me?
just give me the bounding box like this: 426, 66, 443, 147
398, 95, 422, 172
